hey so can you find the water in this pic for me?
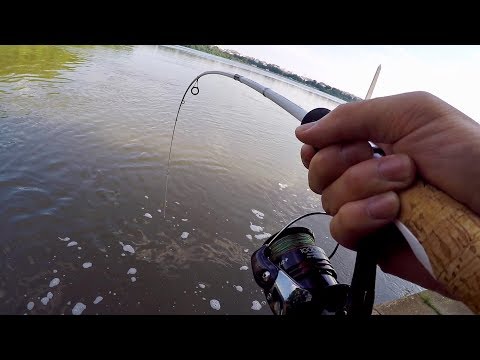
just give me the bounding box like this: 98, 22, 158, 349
0, 45, 422, 315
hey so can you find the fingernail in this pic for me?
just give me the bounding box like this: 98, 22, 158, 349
296, 122, 316, 134
378, 155, 411, 182
366, 192, 398, 219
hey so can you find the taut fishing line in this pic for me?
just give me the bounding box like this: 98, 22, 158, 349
163, 71, 307, 218
162, 71, 339, 259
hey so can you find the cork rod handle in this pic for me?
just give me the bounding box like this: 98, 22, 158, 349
398, 180, 480, 314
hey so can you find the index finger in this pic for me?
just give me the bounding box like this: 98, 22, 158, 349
295, 91, 449, 149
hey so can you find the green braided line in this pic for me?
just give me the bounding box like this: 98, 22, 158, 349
270, 232, 315, 259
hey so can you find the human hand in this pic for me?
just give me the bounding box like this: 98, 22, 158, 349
295, 91, 480, 296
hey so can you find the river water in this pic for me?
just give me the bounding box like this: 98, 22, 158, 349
0, 45, 422, 314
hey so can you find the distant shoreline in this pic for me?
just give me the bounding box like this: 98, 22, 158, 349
180, 45, 361, 103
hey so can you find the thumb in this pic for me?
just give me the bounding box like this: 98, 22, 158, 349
295, 91, 447, 149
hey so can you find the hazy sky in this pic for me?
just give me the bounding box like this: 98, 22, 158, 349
219, 45, 480, 122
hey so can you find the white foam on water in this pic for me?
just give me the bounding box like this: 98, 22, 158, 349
27, 302, 34, 310
234, 285, 243, 292
261, 301, 267, 305
198, 283, 206, 289
246, 234, 252, 240
181, 232, 189, 239
67, 241, 78, 247
251, 209, 265, 219
127, 268, 137, 275
251, 300, 262, 311
41, 297, 49, 305
144, 213, 152, 219
278, 183, 288, 190
82, 262, 92, 269
131, 277, 136, 282
181, 219, 188, 222
210, 299, 221, 310
47, 292, 53, 299
121, 253, 125, 256
255, 233, 272, 240
202, 297, 206, 301
58, 237, 70, 242
53, 270, 57, 273
157, 209, 162, 213
172, 216, 175, 219
145, 195, 149, 199
72, 303, 86, 315
244, 249, 249, 253
77, 247, 82, 250
240, 266, 248, 271
175, 202, 180, 205
250, 222, 263, 232
49, 278, 60, 288
119, 241, 135, 254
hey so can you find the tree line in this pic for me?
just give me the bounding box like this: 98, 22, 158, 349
183, 45, 361, 103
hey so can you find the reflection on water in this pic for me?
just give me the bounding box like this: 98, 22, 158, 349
0, 45, 422, 315
0, 45, 83, 80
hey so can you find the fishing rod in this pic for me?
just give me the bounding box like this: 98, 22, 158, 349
166, 67, 480, 315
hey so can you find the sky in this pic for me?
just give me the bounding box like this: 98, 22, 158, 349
219, 45, 480, 122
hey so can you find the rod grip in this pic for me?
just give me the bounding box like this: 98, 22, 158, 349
398, 180, 480, 313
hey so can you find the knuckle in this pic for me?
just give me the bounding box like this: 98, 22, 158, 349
332, 102, 351, 116
307, 150, 330, 192
411, 90, 434, 101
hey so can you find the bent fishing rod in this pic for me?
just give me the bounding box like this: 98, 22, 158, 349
166, 67, 480, 315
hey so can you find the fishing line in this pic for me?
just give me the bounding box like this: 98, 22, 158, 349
264, 211, 339, 259
163, 71, 309, 218
163, 72, 339, 258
